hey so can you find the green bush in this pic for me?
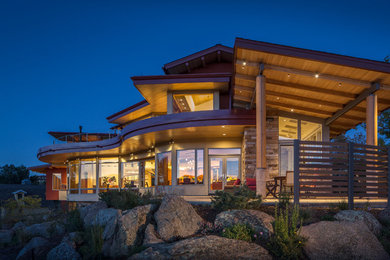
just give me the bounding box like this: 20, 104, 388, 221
98, 189, 160, 211
3, 195, 42, 212
278, 192, 291, 210
221, 223, 254, 242
267, 205, 306, 260
65, 209, 84, 232
79, 225, 104, 259
211, 186, 262, 211
333, 200, 348, 211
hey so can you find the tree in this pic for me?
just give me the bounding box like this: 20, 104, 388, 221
0, 164, 30, 184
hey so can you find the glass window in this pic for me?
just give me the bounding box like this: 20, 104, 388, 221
143, 159, 155, 188
280, 146, 294, 176
52, 173, 61, 190
301, 121, 322, 141
80, 161, 96, 194
177, 149, 204, 185
279, 117, 298, 140
122, 161, 139, 188
99, 158, 119, 189
157, 152, 172, 186
69, 163, 79, 194
197, 149, 204, 184
208, 148, 241, 155
173, 93, 213, 113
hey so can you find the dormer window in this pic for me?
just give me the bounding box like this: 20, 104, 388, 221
172, 93, 214, 113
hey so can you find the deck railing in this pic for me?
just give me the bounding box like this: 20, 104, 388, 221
293, 140, 390, 209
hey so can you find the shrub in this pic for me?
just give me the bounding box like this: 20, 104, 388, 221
65, 209, 84, 232
333, 200, 348, 211
79, 225, 104, 259
267, 205, 306, 260
278, 192, 291, 210
221, 223, 254, 242
211, 186, 262, 211
98, 189, 160, 211
3, 195, 42, 212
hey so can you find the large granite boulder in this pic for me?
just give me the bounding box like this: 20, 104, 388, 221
214, 210, 274, 240
47, 241, 81, 260
16, 237, 51, 260
334, 210, 382, 236
78, 201, 107, 226
103, 204, 156, 258
24, 221, 65, 239
131, 235, 272, 259
92, 208, 121, 240
143, 224, 163, 246
0, 229, 14, 245
61, 231, 84, 248
378, 207, 390, 224
301, 221, 389, 260
155, 195, 203, 241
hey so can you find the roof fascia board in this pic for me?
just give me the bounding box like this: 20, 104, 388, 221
235, 38, 390, 74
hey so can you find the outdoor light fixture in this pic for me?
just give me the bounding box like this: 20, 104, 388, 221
287, 73, 290, 77
315, 74, 319, 78
291, 108, 294, 112
276, 97, 280, 100
222, 133, 226, 136
221, 125, 225, 128
242, 61, 247, 66
338, 83, 342, 87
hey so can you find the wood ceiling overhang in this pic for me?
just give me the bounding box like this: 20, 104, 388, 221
233, 38, 390, 137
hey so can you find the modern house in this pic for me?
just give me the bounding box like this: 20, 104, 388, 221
30, 38, 390, 204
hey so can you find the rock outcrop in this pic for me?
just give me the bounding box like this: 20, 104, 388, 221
24, 221, 65, 239
78, 201, 107, 226
334, 210, 382, 236
214, 209, 274, 240
131, 235, 272, 260
103, 204, 156, 258
16, 237, 51, 260
47, 241, 81, 260
155, 195, 203, 241
143, 224, 163, 245
301, 221, 389, 260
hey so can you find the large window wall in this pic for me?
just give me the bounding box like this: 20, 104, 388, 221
279, 116, 322, 141
177, 149, 204, 185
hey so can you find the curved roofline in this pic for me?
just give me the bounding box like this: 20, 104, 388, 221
37, 109, 255, 162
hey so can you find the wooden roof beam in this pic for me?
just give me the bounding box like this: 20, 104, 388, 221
237, 59, 371, 88
325, 82, 381, 126
267, 101, 333, 116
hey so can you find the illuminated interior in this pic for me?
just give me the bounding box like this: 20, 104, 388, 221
278, 117, 298, 140
69, 163, 79, 194
209, 148, 240, 191
301, 120, 322, 141
177, 149, 204, 185
99, 158, 119, 189
173, 93, 213, 113
80, 160, 96, 194
279, 117, 322, 141
52, 173, 61, 190
157, 152, 172, 186
122, 161, 139, 188
143, 159, 155, 188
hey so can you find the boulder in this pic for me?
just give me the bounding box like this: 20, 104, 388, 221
61, 232, 84, 248
155, 195, 203, 241
0, 229, 14, 245
334, 210, 382, 236
16, 237, 51, 260
143, 224, 163, 246
214, 210, 274, 240
301, 221, 389, 260
378, 207, 390, 224
12, 221, 26, 232
92, 208, 121, 240
103, 204, 156, 258
131, 235, 272, 260
24, 221, 65, 239
47, 241, 81, 260
78, 201, 107, 226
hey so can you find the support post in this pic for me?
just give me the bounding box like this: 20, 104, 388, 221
293, 139, 300, 205
348, 142, 354, 210
255, 67, 267, 197
366, 93, 378, 145
387, 147, 390, 208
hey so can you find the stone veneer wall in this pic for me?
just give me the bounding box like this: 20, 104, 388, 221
242, 114, 279, 180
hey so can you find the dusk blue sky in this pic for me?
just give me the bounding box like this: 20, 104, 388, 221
0, 0, 389, 167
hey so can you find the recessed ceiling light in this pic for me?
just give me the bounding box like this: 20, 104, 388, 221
222, 133, 226, 136
315, 74, 319, 78
222, 125, 225, 128
291, 109, 294, 112
338, 83, 342, 87
276, 97, 280, 100
287, 74, 290, 77
242, 61, 247, 66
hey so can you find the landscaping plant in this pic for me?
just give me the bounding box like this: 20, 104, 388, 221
211, 186, 262, 211
267, 204, 306, 260
98, 189, 160, 210
65, 209, 84, 232
221, 223, 255, 242
79, 225, 104, 260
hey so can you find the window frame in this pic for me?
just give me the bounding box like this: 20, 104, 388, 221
52, 173, 61, 191
176, 148, 204, 185
168, 90, 219, 114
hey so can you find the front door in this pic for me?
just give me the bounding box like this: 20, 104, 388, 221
209, 156, 240, 192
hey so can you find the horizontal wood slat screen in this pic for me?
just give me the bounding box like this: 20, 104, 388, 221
295, 141, 389, 203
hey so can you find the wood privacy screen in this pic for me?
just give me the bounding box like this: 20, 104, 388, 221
293, 140, 390, 207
